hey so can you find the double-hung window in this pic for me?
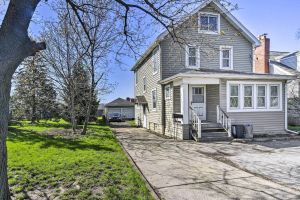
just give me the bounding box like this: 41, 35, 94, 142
220, 46, 233, 69
143, 76, 146, 93
230, 85, 239, 109
243, 85, 253, 108
153, 48, 159, 74
152, 89, 157, 110
135, 72, 138, 85
199, 13, 219, 33
165, 85, 171, 100
186, 46, 199, 68
270, 85, 280, 108
257, 85, 267, 108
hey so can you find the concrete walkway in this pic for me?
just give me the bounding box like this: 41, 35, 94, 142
114, 123, 300, 200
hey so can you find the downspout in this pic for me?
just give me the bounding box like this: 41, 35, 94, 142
284, 80, 299, 134
162, 84, 165, 135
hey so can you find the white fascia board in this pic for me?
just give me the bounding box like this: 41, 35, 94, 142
159, 72, 295, 85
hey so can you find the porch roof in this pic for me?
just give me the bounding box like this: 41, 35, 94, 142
159, 68, 296, 85
135, 96, 148, 105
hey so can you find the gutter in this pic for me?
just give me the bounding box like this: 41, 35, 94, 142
284, 81, 299, 135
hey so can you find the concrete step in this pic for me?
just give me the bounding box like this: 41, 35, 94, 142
199, 136, 233, 142
201, 132, 228, 138
202, 127, 226, 132
201, 122, 222, 128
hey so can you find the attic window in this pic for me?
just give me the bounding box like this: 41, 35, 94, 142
199, 13, 219, 34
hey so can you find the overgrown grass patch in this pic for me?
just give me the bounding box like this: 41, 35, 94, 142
8, 120, 153, 200
288, 125, 300, 133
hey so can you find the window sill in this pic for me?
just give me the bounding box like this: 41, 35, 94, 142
198, 30, 219, 35
220, 67, 233, 70
186, 66, 200, 69
227, 108, 283, 113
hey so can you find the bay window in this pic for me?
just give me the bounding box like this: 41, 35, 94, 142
227, 82, 282, 112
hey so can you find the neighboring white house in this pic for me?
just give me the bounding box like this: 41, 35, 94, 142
105, 98, 135, 120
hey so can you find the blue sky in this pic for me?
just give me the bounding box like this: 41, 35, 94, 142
1, 1, 300, 103
104, 0, 300, 103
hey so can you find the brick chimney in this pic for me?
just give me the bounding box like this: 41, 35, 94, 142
255, 34, 270, 73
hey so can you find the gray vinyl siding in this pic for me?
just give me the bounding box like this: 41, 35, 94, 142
134, 46, 163, 133
219, 79, 286, 135
206, 85, 219, 122
161, 4, 253, 79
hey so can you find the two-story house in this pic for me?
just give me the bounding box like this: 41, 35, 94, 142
132, 0, 295, 141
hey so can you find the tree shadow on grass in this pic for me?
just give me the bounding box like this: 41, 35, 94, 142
8, 127, 115, 152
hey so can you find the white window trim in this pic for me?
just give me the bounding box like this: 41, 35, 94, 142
269, 84, 281, 109
198, 12, 220, 35
152, 48, 159, 75
135, 72, 138, 85
229, 84, 240, 110
220, 46, 233, 70
165, 85, 171, 100
185, 45, 200, 69
226, 81, 283, 112
242, 85, 254, 109
152, 88, 157, 111
143, 76, 146, 93
256, 84, 267, 109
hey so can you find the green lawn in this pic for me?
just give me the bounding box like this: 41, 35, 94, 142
8, 119, 153, 200
288, 125, 300, 133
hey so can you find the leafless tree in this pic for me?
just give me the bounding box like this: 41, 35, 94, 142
42, 13, 87, 132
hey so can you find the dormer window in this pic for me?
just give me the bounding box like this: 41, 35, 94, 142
199, 13, 220, 34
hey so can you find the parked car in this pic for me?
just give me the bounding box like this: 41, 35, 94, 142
108, 113, 123, 122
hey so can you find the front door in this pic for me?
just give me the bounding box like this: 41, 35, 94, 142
190, 86, 206, 121
143, 105, 147, 128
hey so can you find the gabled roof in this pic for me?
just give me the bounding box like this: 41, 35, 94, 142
270, 51, 290, 60
280, 51, 300, 60
131, 0, 260, 71
105, 98, 135, 107
269, 60, 298, 76
135, 96, 148, 105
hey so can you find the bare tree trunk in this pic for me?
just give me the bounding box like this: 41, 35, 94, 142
0, 1, 45, 198
0, 73, 13, 200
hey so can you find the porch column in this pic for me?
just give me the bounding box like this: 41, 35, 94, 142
180, 83, 189, 124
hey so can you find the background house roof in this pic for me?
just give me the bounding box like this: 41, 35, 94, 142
105, 98, 135, 107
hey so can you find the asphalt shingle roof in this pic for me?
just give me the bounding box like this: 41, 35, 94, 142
105, 98, 135, 107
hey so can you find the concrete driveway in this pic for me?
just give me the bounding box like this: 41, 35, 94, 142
113, 123, 300, 200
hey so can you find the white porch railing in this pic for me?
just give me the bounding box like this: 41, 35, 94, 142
189, 106, 201, 141
217, 105, 232, 137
